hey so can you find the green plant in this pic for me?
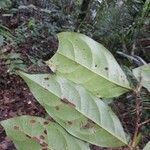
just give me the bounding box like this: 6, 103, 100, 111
78, 0, 150, 61
0, 25, 27, 72
0, 0, 12, 9
1, 32, 150, 150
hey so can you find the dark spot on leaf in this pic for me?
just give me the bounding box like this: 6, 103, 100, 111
44, 77, 49, 80
81, 119, 94, 129
60, 98, 69, 104
81, 122, 91, 129
105, 67, 109, 70
67, 121, 73, 125
32, 137, 40, 143
87, 118, 95, 124
26, 134, 31, 139
30, 119, 36, 124
40, 142, 48, 147
47, 117, 55, 122
55, 106, 59, 110
95, 65, 97, 67
44, 130, 47, 135
43, 121, 49, 125
14, 126, 19, 130
60, 98, 76, 108
68, 102, 76, 108
42, 148, 48, 150
40, 135, 45, 140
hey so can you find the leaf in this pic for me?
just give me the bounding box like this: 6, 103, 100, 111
47, 32, 131, 98
0, 35, 4, 46
143, 141, 150, 150
19, 71, 129, 147
0, 0, 12, 9
1, 116, 90, 150
0, 25, 14, 42
133, 64, 150, 92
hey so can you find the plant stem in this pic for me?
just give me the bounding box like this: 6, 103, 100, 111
130, 86, 142, 148
139, 119, 150, 127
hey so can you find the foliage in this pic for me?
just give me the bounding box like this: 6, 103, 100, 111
0, 25, 14, 44
133, 64, 150, 92
78, 0, 150, 61
0, 25, 27, 72
1, 0, 149, 61
1, 116, 90, 150
0, 0, 12, 9
1, 32, 149, 150
8, 0, 80, 60
0, 50, 26, 72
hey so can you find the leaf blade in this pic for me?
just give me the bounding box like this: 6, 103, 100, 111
133, 64, 150, 92
18, 71, 129, 147
143, 141, 150, 150
1, 116, 90, 150
47, 32, 131, 98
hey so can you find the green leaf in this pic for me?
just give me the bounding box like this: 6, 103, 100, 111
0, 25, 14, 42
19, 71, 129, 147
47, 32, 131, 98
1, 116, 90, 150
143, 141, 150, 150
0, 0, 12, 9
0, 35, 4, 46
133, 64, 150, 92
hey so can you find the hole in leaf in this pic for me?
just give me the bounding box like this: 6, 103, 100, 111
105, 67, 109, 70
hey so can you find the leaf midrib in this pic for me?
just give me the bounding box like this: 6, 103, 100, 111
52, 52, 131, 91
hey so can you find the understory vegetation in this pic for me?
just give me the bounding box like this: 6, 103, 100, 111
0, 0, 150, 150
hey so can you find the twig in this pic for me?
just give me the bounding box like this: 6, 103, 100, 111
18, 4, 53, 15
117, 51, 147, 66
139, 119, 150, 127
130, 73, 142, 150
